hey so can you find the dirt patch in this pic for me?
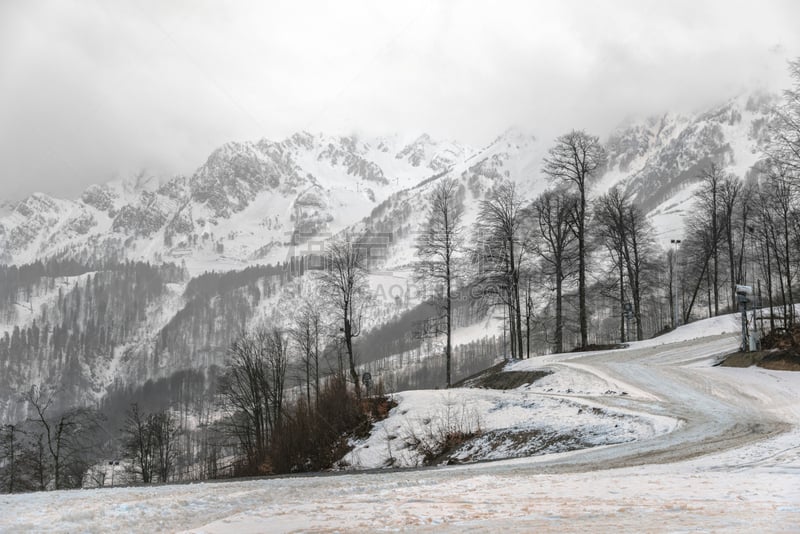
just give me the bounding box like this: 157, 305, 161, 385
570, 343, 627, 352
718, 349, 800, 371
718, 351, 766, 368
759, 350, 800, 371
455, 361, 551, 389
470, 371, 551, 390
423, 431, 480, 466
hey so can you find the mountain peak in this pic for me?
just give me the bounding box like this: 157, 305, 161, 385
491, 126, 537, 148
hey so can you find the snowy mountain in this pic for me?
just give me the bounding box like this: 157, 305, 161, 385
603, 91, 779, 244
0, 92, 780, 420
0, 133, 474, 271
0, 92, 778, 270
363, 92, 779, 277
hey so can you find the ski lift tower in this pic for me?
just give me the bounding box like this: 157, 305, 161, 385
736, 284, 753, 352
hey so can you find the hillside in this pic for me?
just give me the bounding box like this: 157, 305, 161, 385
0, 91, 781, 419
3, 313, 800, 531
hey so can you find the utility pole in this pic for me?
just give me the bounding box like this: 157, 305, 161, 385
736, 285, 752, 352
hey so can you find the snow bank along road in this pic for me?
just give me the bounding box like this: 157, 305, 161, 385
2, 315, 800, 532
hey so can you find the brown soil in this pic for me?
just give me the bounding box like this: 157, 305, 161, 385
718, 349, 800, 371
570, 343, 627, 352
454, 361, 551, 389
720, 324, 800, 371
759, 350, 800, 371
718, 351, 766, 368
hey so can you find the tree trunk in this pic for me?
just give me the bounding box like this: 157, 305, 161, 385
578, 192, 588, 348
771, 224, 788, 330
685, 258, 709, 322
344, 311, 360, 399
445, 266, 452, 387
555, 265, 564, 353
764, 234, 775, 333
669, 251, 675, 329
728, 224, 737, 312
526, 287, 531, 358
784, 216, 794, 326
618, 251, 625, 343
712, 188, 720, 316
305, 348, 311, 409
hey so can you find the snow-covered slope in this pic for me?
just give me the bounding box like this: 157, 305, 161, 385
605, 91, 778, 245
355, 92, 778, 275
3, 314, 800, 532
0, 133, 474, 272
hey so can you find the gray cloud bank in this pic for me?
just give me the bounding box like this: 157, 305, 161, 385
1, 0, 799, 201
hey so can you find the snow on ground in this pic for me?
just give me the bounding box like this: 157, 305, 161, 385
341, 388, 677, 469
647, 179, 702, 247
3, 312, 800, 532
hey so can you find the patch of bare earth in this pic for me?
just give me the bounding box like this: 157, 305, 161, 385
720, 325, 800, 371
455, 361, 551, 389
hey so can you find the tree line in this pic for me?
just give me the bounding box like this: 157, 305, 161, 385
410, 58, 800, 384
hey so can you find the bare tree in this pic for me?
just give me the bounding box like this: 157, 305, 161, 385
751, 182, 777, 331
122, 403, 155, 483
745, 58, 800, 333
768, 58, 800, 173
682, 186, 723, 323
121, 404, 180, 484
27, 432, 48, 491
594, 188, 630, 340
543, 130, 607, 348
219, 327, 289, 474
595, 187, 660, 341
474, 181, 526, 359
530, 188, 578, 352
760, 158, 798, 326
415, 177, 465, 386
316, 235, 369, 396
25, 386, 102, 490
151, 410, 179, 483
290, 300, 324, 408
718, 173, 746, 309
695, 163, 727, 315
0, 424, 21, 492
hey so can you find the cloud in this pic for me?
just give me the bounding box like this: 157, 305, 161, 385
1, 0, 799, 201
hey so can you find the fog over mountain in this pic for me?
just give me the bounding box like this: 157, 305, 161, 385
1, 0, 799, 201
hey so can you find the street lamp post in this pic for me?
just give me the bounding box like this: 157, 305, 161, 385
671, 239, 682, 329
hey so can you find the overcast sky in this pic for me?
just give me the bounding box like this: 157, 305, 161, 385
1, 0, 799, 202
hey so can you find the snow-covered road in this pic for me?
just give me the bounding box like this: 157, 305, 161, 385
2, 315, 800, 532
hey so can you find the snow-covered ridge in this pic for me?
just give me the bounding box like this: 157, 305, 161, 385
0, 132, 475, 272
0, 92, 776, 270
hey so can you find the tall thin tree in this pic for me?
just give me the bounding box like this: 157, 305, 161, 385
475, 181, 526, 359
543, 130, 607, 348
530, 189, 578, 353
415, 177, 465, 387
317, 235, 369, 396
